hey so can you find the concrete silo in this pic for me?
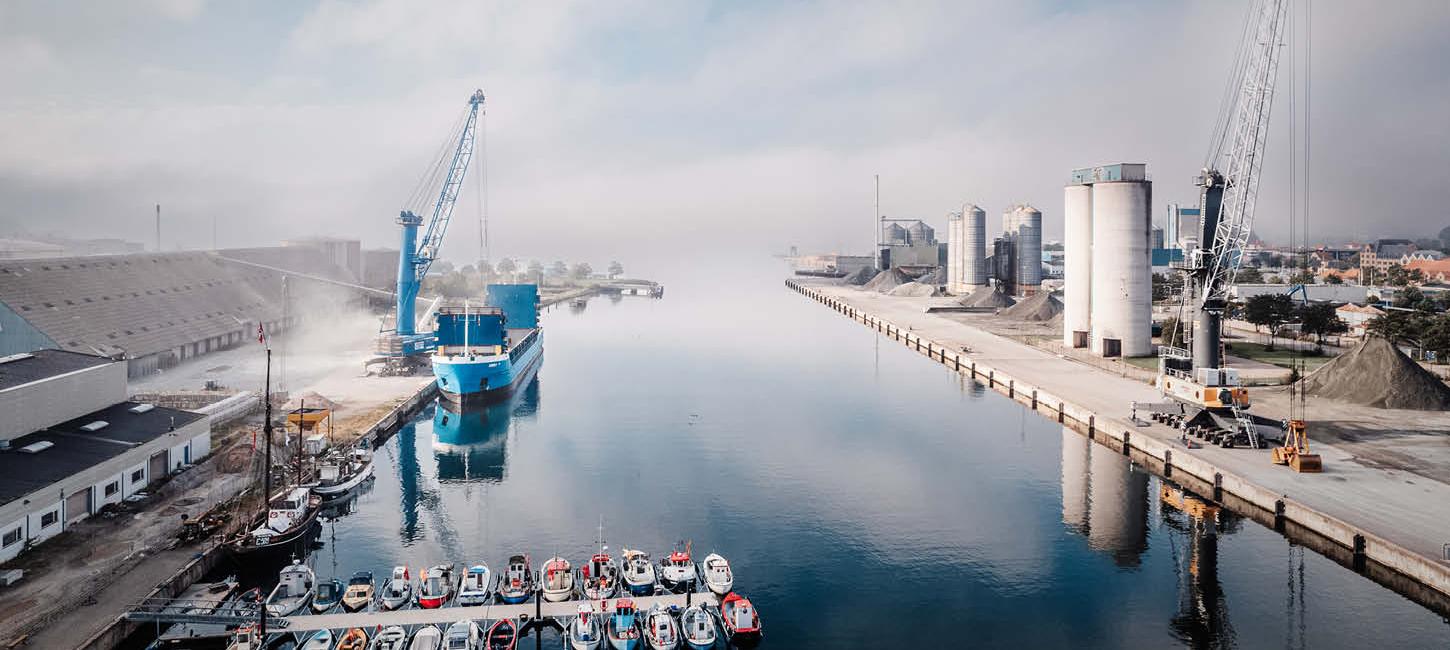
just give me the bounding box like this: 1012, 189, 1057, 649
963, 204, 987, 288
1089, 178, 1153, 357
1062, 185, 1094, 347
1011, 204, 1043, 295
947, 211, 965, 294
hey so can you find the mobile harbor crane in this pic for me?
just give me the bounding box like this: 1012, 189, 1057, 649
372, 90, 486, 373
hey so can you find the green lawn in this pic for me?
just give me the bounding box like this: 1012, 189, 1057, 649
1125, 356, 1160, 370
1223, 341, 1333, 371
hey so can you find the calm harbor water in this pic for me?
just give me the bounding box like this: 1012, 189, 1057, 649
288, 263, 1447, 648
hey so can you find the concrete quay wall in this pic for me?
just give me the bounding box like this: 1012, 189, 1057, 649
787, 279, 1450, 606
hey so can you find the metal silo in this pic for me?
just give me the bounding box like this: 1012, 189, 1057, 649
947, 211, 965, 294
963, 204, 987, 288
1062, 185, 1093, 347
884, 223, 908, 246
907, 220, 933, 246
1089, 180, 1153, 357
1012, 205, 1043, 295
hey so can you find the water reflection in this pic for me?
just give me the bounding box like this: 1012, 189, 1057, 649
1160, 483, 1239, 649
1060, 428, 1150, 567
432, 377, 540, 483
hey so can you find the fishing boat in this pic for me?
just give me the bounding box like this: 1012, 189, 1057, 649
657, 543, 697, 593
568, 603, 603, 650
314, 447, 374, 498
432, 286, 544, 406
298, 629, 333, 650
370, 626, 408, 650
408, 625, 443, 650
264, 560, 315, 617
680, 605, 716, 650
342, 570, 375, 612
456, 564, 494, 606
701, 554, 733, 596
540, 556, 575, 602
606, 599, 642, 650
417, 564, 457, 609
719, 593, 761, 645
337, 628, 369, 650
497, 555, 535, 604
643, 604, 681, 650
380, 566, 413, 611
579, 551, 619, 600
311, 577, 344, 613
485, 618, 519, 650
444, 620, 482, 650
227, 486, 322, 563
621, 549, 658, 596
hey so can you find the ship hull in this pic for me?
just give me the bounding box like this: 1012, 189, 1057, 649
435, 330, 543, 406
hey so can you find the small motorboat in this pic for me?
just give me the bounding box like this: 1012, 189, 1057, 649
444, 620, 482, 650
264, 559, 315, 617
657, 544, 697, 593
485, 618, 519, 650
337, 628, 369, 650
369, 626, 408, 650
457, 564, 493, 606
568, 603, 603, 650
311, 577, 344, 613
719, 593, 761, 645
380, 566, 413, 611
579, 552, 619, 600
701, 553, 733, 596
621, 549, 658, 596
298, 628, 333, 650
342, 570, 375, 612
643, 604, 681, 650
497, 555, 535, 604
408, 625, 443, 650
417, 564, 457, 609
680, 605, 716, 650
607, 599, 642, 650
313, 447, 375, 498
540, 556, 575, 603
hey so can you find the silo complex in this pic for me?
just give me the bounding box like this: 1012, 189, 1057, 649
1010, 205, 1042, 294
1064, 163, 1152, 357
1062, 185, 1093, 347
946, 204, 986, 294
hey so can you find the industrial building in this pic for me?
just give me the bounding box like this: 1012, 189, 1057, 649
0, 350, 209, 563
0, 245, 365, 377
946, 205, 987, 295
1062, 163, 1153, 357
878, 218, 944, 270
1000, 204, 1043, 296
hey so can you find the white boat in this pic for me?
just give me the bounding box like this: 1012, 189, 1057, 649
498, 554, 535, 604
579, 551, 619, 600
621, 549, 658, 597
369, 626, 409, 650
409, 625, 443, 650
607, 599, 641, 650
680, 605, 716, 650
568, 603, 603, 650
380, 566, 413, 611
314, 448, 375, 497
701, 553, 733, 596
444, 620, 482, 650
540, 556, 575, 603
417, 564, 457, 609
264, 559, 315, 617
456, 564, 493, 606
657, 544, 697, 593
643, 604, 681, 650
298, 628, 333, 650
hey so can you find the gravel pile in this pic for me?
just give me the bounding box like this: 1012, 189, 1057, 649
862, 268, 911, 293
1000, 292, 1063, 321
843, 266, 877, 285
913, 267, 946, 286
958, 286, 1017, 308
888, 282, 941, 297
1302, 336, 1450, 410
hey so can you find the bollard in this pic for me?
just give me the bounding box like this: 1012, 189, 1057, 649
1274, 499, 1286, 532
1213, 473, 1223, 502
1031, 389, 1037, 409
1087, 414, 1095, 438
1121, 431, 1131, 455
1058, 402, 1065, 423
1353, 534, 1367, 572
1164, 450, 1173, 477
1008, 379, 1014, 399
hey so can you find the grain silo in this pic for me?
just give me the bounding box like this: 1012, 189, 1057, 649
1011, 204, 1043, 295
962, 204, 987, 288
883, 223, 908, 246
906, 220, 934, 246
1089, 174, 1152, 357
1062, 185, 1094, 347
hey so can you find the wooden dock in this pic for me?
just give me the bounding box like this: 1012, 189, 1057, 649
281, 592, 720, 632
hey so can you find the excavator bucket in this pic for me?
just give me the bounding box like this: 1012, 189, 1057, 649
1290, 453, 1322, 473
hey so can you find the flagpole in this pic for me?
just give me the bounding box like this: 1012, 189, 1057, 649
259, 342, 272, 639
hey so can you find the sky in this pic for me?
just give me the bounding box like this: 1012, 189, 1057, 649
0, 0, 1447, 271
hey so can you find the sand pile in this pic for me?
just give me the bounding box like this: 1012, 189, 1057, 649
285, 391, 340, 411
862, 268, 911, 293
1000, 292, 1063, 321
1301, 336, 1450, 410
958, 286, 1017, 308
888, 282, 941, 297
914, 267, 946, 285
843, 266, 876, 285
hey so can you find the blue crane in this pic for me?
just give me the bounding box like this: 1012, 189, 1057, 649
388, 89, 485, 359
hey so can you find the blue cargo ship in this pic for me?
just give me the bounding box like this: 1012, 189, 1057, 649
432, 284, 542, 405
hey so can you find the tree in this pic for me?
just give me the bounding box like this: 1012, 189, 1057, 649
1160, 316, 1186, 348
1264, 275, 1283, 284
608, 261, 624, 278
435, 260, 455, 274
1243, 293, 1295, 349
1385, 264, 1423, 287
459, 264, 475, 276
1298, 303, 1348, 352
1367, 311, 1430, 347
496, 258, 518, 277
570, 262, 593, 279
475, 259, 494, 276
1151, 273, 1174, 302
1323, 273, 1344, 284
1287, 269, 1315, 285
527, 259, 544, 277
1234, 267, 1264, 284
549, 260, 568, 277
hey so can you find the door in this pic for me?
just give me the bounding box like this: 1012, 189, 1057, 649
65, 488, 91, 523
148, 451, 168, 484
1103, 338, 1122, 358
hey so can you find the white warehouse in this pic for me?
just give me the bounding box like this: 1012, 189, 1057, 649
0, 350, 210, 564
1062, 164, 1154, 357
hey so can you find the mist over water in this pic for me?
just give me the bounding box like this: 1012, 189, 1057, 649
301, 261, 1449, 648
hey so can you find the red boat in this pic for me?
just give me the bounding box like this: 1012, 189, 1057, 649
721, 592, 762, 644
416, 564, 456, 609
486, 617, 518, 650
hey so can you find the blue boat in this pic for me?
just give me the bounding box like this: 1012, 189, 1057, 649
432, 284, 543, 406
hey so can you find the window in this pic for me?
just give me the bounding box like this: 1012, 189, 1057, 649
2, 528, 19, 547
40, 511, 58, 528
104, 481, 119, 497
131, 469, 145, 483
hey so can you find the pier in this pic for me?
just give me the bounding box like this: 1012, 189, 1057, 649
278, 592, 720, 632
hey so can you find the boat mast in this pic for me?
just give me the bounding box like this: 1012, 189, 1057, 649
296, 398, 305, 485
259, 347, 272, 638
